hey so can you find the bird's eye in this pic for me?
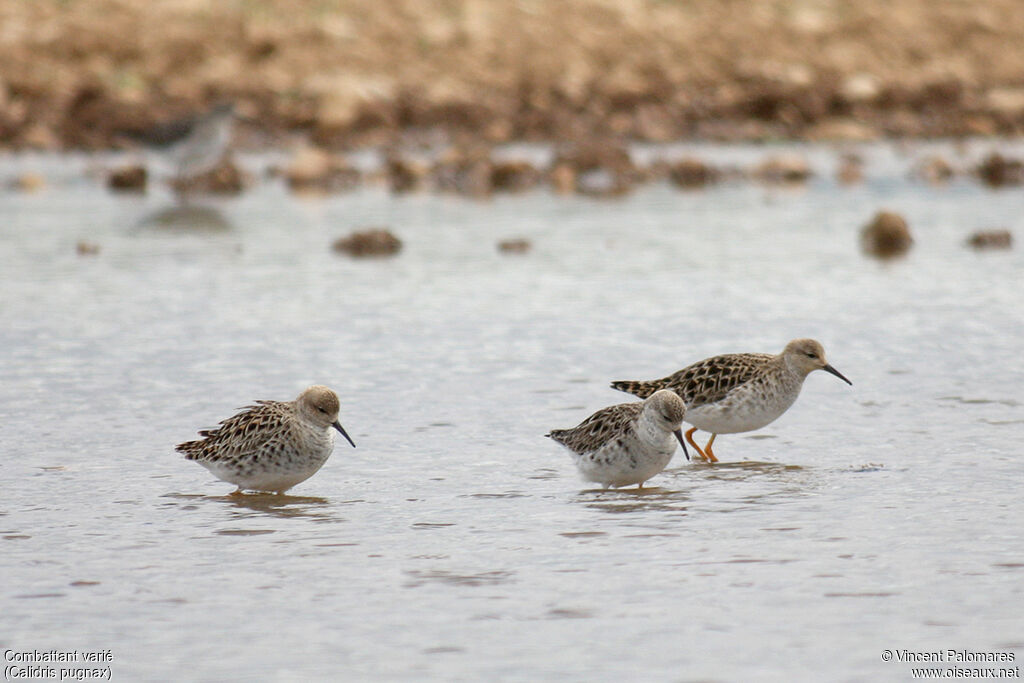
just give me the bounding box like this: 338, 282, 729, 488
805, 352, 817, 359
317, 407, 327, 413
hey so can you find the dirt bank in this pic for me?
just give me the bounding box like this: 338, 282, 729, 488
3, 0, 1024, 150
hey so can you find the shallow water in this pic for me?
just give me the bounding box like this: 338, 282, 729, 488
1, 142, 1022, 681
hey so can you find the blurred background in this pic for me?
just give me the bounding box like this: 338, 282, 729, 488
2, 2, 1022, 681
3, 0, 1024, 151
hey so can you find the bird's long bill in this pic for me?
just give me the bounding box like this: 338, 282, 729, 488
333, 421, 356, 448
673, 429, 690, 461
823, 364, 853, 385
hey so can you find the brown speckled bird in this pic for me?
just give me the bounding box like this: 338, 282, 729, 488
611, 339, 851, 463
547, 390, 688, 489
176, 385, 355, 494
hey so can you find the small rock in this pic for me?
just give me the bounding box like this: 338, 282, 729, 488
549, 163, 576, 194
576, 167, 623, 197
107, 165, 147, 192
633, 104, 679, 142
985, 87, 1024, 114
551, 139, 636, 197
497, 238, 531, 254
912, 155, 955, 184
433, 146, 493, 198
841, 73, 881, 103
10, 173, 45, 192
861, 211, 913, 258
491, 161, 541, 193
386, 155, 431, 193
836, 154, 863, 185
171, 157, 249, 195
753, 154, 813, 184
483, 118, 514, 143
21, 123, 60, 150
667, 158, 720, 188
805, 119, 880, 142
644, 160, 672, 182
76, 241, 100, 256
332, 228, 402, 257
966, 230, 1012, 250
975, 152, 1024, 187
285, 148, 360, 194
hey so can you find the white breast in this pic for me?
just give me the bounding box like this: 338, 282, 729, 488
572, 416, 679, 488
687, 376, 803, 434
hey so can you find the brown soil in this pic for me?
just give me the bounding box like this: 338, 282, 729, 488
4, 0, 1024, 150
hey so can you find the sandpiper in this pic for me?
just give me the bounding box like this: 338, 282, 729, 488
132, 102, 235, 180
547, 390, 689, 489
176, 385, 355, 494
611, 339, 851, 462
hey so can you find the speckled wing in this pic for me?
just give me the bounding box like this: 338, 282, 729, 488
175, 400, 292, 463
612, 353, 774, 408
547, 402, 642, 455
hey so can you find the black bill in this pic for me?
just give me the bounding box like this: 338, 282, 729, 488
673, 429, 690, 461
333, 421, 356, 448
823, 364, 852, 385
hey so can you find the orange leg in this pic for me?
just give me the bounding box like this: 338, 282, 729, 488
685, 428, 712, 462
702, 434, 719, 463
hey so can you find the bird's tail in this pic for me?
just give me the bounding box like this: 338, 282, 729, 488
175, 440, 202, 459
609, 379, 663, 398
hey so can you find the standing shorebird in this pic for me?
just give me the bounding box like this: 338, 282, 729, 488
131, 102, 236, 181
547, 390, 689, 489
611, 339, 851, 463
176, 385, 355, 494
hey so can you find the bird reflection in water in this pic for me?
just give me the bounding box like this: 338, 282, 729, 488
161, 492, 344, 523
135, 204, 233, 233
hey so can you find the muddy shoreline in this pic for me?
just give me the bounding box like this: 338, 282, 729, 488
3, 0, 1024, 151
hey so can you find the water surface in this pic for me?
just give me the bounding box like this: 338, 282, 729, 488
1, 142, 1022, 681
